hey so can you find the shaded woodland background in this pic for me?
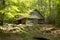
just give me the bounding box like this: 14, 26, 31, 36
0, 0, 60, 27
0, 0, 60, 40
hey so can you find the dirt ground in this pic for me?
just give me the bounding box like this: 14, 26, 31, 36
0, 24, 60, 40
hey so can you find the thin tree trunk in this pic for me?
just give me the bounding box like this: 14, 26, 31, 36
0, 0, 5, 26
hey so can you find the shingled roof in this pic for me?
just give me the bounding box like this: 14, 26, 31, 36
16, 9, 44, 20
28, 9, 44, 19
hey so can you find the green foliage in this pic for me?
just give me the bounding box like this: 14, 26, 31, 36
0, 0, 60, 27
55, 0, 60, 28
0, 0, 29, 23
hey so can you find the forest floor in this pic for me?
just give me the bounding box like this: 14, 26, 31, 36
0, 24, 60, 40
